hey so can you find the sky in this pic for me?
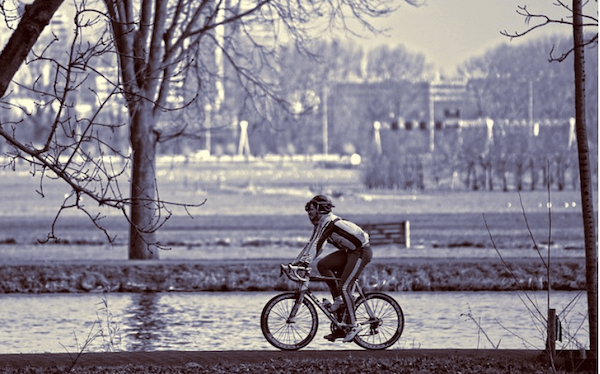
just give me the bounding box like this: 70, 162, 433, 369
345, 0, 594, 75
2, 0, 593, 76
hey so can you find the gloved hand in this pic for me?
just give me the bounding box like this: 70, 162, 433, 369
291, 261, 309, 269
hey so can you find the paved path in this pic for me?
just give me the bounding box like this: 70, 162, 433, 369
0, 349, 542, 368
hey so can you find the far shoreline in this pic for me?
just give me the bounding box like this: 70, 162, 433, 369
0, 256, 586, 294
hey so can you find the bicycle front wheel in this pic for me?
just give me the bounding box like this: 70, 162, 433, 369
260, 292, 318, 350
353, 292, 404, 350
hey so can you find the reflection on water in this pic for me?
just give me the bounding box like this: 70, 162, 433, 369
126, 293, 163, 351
0, 291, 589, 354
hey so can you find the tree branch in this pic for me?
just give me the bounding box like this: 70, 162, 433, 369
0, 0, 64, 97
500, 3, 598, 63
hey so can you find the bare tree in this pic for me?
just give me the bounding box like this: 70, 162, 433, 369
0, 0, 420, 259
0, 0, 64, 96
103, 0, 415, 259
501, 0, 598, 357
0, 0, 142, 246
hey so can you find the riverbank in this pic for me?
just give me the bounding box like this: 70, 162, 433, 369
0, 349, 594, 373
0, 189, 589, 295
0, 257, 585, 293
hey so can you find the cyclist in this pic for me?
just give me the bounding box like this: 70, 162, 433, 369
293, 195, 373, 342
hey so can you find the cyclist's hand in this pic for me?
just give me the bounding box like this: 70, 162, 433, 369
291, 261, 309, 269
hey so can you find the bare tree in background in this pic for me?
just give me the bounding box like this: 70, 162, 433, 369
0, 0, 64, 96
501, 0, 598, 357
0, 0, 422, 259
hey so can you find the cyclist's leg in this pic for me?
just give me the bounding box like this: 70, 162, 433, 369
339, 245, 373, 325
317, 250, 346, 299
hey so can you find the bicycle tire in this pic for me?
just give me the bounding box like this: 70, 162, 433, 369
260, 292, 318, 350
352, 292, 404, 350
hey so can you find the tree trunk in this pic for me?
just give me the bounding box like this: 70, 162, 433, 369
498, 159, 508, 191
573, 0, 597, 357
0, 0, 64, 97
556, 157, 566, 191
464, 162, 474, 189
515, 161, 523, 191
129, 101, 160, 260
542, 162, 548, 188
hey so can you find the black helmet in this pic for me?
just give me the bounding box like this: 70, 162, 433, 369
305, 195, 335, 213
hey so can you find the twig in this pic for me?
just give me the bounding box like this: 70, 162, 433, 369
483, 213, 546, 327
461, 305, 501, 349
60, 320, 102, 373
494, 318, 538, 349
545, 161, 552, 320
517, 191, 548, 269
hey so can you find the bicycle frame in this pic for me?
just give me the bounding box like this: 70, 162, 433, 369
287, 275, 376, 330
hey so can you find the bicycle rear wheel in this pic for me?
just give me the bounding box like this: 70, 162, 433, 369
353, 292, 404, 350
260, 292, 318, 350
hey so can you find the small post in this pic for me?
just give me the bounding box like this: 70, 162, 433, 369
485, 118, 494, 146
428, 82, 435, 153
568, 117, 576, 149
547, 308, 556, 357
238, 120, 251, 157
373, 121, 382, 155
404, 221, 410, 249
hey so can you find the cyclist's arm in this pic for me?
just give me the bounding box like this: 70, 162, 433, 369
294, 218, 334, 265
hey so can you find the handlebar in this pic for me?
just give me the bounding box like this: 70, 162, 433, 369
280, 263, 311, 282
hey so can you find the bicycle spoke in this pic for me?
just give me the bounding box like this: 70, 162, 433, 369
353, 293, 404, 350
261, 293, 318, 350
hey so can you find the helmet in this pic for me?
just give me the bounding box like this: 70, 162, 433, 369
305, 195, 335, 214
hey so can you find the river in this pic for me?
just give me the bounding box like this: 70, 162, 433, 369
0, 291, 588, 354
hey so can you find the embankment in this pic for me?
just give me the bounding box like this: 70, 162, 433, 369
0, 257, 585, 293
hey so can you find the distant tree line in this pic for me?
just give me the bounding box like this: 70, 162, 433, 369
361, 35, 597, 192
2, 28, 596, 192
362, 119, 583, 192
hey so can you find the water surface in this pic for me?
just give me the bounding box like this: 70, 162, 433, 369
0, 291, 588, 353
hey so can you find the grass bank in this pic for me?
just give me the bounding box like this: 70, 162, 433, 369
0, 257, 585, 293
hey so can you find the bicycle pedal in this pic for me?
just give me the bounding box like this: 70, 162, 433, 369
324, 330, 346, 341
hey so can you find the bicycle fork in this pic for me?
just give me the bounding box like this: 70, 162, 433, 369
286, 282, 310, 323
286, 296, 304, 324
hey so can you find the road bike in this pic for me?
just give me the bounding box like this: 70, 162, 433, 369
260, 264, 404, 350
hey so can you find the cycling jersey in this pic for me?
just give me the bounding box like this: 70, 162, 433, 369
294, 212, 369, 265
